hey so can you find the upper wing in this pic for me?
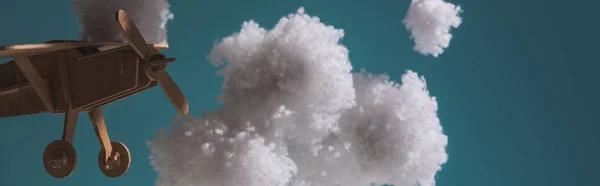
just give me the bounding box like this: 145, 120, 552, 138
0, 43, 86, 59
0, 42, 168, 59
97, 43, 168, 52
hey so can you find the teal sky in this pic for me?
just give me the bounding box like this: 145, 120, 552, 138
1, 0, 598, 186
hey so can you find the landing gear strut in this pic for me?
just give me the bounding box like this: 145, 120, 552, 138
89, 107, 131, 178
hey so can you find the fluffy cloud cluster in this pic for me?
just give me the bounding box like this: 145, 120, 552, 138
403, 0, 463, 57
73, 0, 174, 43
148, 7, 448, 186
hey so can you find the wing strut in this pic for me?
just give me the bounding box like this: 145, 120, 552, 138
14, 56, 55, 112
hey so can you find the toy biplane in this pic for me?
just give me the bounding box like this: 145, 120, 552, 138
0, 10, 189, 178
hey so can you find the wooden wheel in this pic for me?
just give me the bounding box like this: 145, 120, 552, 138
98, 142, 131, 178
43, 140, 77, 178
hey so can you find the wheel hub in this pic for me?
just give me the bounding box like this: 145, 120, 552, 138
104, 153, 122, 169
98, 141, 131, 178
45, 151, 68, 169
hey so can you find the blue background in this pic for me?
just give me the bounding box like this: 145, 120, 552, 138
1, 0, 598, 186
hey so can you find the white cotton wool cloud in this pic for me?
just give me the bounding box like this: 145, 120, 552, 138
149, 7, 448, 186
207, 7, 356, 143
338, 71, 447, 186
149, 115, 298, 186
73, 0, 173, 43
286, 71, 447, 186
403, 0, 462, 57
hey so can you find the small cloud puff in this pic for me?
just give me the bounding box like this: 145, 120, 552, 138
403, 0, 463, 57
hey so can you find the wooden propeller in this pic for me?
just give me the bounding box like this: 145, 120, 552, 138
115, 10, 189, 115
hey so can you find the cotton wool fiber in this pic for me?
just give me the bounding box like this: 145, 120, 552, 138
148, 7, 448, 186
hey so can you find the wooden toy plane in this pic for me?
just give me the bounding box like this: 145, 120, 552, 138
0, 10, 189, 178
